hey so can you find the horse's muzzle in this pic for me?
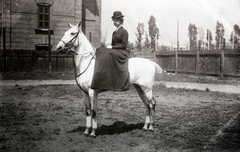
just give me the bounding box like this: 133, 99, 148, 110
57, 46, 66, 54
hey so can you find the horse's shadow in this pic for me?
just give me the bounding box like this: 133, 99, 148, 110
67, 121, 144, 136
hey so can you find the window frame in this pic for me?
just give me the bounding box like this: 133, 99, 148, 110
37, 3, 51, 29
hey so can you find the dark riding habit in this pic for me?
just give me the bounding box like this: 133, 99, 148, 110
91, 26, 130, 91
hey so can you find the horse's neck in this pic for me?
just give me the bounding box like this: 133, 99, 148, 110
74, 33, 95, 74
78, 33, 95, 54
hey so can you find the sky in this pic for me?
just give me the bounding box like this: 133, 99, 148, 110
101, 0, 240, 47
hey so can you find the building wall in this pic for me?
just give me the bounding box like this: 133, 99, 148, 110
1, 0, 101, 50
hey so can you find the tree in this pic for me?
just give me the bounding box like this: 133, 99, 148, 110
144, 32, 151, 49
215, 21, 225, 50
206, 29, 213, 49
148, 15, 158, 50
198, 26, 205, 50
188, 23, 198, 50
135, 22, 145, 51
230, 24, 240, 49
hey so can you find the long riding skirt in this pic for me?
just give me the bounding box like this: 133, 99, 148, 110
91, 47, 130, 91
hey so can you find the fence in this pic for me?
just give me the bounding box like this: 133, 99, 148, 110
0, 49, 74, 72
1, 49, 240, 77
156, 49, 240, 77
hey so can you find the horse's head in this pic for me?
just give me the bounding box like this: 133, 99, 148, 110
56, 22, 82, 54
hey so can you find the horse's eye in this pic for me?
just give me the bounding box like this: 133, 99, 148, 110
70, 32, 75, 35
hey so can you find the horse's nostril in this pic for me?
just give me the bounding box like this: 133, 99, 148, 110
57, 46, 62, 52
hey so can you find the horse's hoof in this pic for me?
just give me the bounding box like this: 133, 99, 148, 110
148, 125, 154, 132
142, 127, 148, 131
83, 130, 90, 136
148, 128, 154, 132
83, 132, 89, 136
89, 130, 96, 138
143, 124, 148, 131
89, 133, 96, 138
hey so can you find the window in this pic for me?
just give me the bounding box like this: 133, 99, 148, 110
37, 3, 51, 29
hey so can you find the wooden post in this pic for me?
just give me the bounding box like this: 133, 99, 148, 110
175, 46, 178, 74
154, 35, 157, 62
3, 27, 7, 72
207, 30, 210, 50
48, 30, 52, 72
198, 40, 201, 50
31, 50, 34, 70
232, 32, 235, 49
223, 38, 225, 50
34, 28, 54, 72
220, 50, 224, 77
196, 50, 200, 74
175, 21, 179, 74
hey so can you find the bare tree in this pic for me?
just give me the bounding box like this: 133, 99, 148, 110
206, 29, 213, 50
135, 22, 145, 51
198, 26, 205, 50
230, 24, 240, 49
215, 21, 225, 50
144, 32, 151, 49
188, 23, 198, 50
148, 15, 158, 50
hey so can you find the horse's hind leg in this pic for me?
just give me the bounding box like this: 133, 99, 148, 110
143, 87, 155, 131
147, 92, 156, 131
133, 84, 155, 131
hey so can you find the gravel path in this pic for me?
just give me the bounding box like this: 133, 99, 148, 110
157, 81, 240, 94
1, 80, 240, 94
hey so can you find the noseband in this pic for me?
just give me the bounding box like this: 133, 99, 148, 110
60, 30, 80, 55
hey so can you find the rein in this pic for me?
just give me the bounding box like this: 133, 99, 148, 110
74, 54, 94, 78
73, 53, 94, 94
61, 30, 96, 94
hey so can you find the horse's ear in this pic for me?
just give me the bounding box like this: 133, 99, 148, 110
68, 22, 73, 28
77, 21, 82, 29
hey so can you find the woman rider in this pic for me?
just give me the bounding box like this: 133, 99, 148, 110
91, 11, 130, 91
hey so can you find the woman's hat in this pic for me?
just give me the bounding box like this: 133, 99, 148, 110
111, 11, 124, 19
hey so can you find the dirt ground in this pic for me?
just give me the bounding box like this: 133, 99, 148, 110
1, 82, 240, 151
1, 71, 240, 85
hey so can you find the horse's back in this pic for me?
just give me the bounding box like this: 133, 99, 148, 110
129, 57, 162, 86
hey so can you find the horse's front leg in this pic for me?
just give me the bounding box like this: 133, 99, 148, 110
83, 92, 91, 136
89, 89, 98, 137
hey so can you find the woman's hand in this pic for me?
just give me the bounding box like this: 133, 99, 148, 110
106, 45, 112, 49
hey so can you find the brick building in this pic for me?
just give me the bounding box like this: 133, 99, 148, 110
0, 0, 101, 51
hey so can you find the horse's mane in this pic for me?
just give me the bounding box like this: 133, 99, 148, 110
78, 30, 96, 54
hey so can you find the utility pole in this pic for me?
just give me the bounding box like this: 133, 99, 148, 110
153, 27, 159, 62
207, 30, 210, 50
232, 31, 235, 49
175, 21, 179, 74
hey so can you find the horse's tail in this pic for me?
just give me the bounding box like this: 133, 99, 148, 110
150, 61, 163, 74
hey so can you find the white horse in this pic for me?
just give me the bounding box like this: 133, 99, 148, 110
56, 22, 163, 137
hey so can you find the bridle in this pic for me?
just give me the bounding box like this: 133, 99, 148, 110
59, 29, 96, 93
60, 30, 80, 55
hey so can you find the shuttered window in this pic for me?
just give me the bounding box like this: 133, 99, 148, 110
38, 3, 51, 29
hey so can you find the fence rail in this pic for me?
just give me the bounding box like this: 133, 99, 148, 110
0, 50, 74, 72
1, 49, 240, 77
156, 49, 240, 77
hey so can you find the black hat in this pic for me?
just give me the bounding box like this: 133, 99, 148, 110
111, 11, 124, 19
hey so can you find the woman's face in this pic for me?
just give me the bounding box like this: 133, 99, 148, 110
113, 19, 121, 27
